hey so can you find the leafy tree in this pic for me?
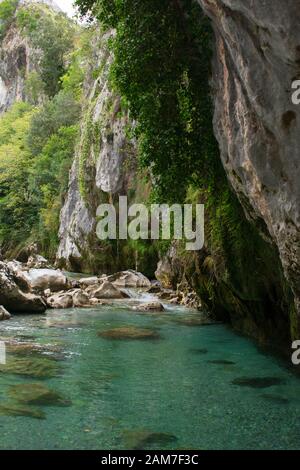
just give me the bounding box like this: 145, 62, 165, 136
17, 3, 76, 96
28, 90, 81, 156
0, 0, 18, 39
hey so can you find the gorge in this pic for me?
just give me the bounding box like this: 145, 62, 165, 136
0, 0, 299, 450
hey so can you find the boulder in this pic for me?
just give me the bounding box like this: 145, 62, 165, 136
133, 302, 165, 312
72, 290, 90, 307
89, 281, 128, 299
0, 305, 11, 321
27, 254, 51, 269
108, 270, 151, 288
46, 293, 73, 309
24, 269, 68, 293
78, 277, 100, 288
0, 262, 46, 314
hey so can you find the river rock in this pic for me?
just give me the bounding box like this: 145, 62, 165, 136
90, 281, 129, 299
133, 302, 165, 312
9, 383, 71, 407
0, 262, 46, 313
47, 293, 73, 309
0, 402, 45, 420
27, 254, 51, 269
98, 326, 161, 340
78, 276, 101, 288
24, 269, 68, 293
0, 305, 11, 321
72, 290, 90, 307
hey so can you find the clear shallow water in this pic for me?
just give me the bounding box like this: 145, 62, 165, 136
0, 300, 299, 450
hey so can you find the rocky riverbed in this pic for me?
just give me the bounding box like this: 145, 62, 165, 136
0, 256, 202, 321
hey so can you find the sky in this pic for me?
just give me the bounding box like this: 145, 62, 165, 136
56, 0, 77, 18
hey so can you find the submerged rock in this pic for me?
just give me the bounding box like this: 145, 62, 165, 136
0, 356, 60, 379
190, 348, 208, 354
208, 360, 236, 365
0, 402, 45, 420
98, 326, 161, 341
0, 305, 11, 321
133, 302, 165, 313
123, 430, 178, 450
260, 394, 290, 405
232, 377, 285, 389
9, 383, 71, 407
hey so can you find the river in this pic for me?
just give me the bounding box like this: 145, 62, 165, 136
0, 291, 299, 450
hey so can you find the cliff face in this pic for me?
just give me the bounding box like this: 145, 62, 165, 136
0, 22, 33, 113
56, 31, 138, 273
197, 0, 300, 323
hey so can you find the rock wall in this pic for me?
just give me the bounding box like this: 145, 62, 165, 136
198, 0, 300, 322
56, 31, 139, 273
0, 23, 33, 113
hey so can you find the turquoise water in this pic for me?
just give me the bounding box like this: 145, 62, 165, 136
0, 299, 299, 450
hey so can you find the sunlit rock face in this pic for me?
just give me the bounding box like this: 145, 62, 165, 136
198, 0, 300, 315
0, 24, 31, 114
56, 31, 137, 271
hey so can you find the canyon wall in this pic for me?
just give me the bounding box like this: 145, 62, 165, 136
196, 0, 300, 330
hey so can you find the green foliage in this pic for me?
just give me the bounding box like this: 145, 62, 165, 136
0, 98, 79, 258
77, 0, 219, 204
0, 0, 18, 39
0, 102, 37, 249
29, 125, 79, 257
24, 72, 45, 105
28, 90, 81, 156
17, 4, 76, 96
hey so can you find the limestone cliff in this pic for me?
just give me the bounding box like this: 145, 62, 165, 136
195, 0, 300, 330
56, 30, 139, 273
0, 15, 33, 113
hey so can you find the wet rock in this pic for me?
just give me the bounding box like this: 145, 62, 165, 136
0, 356, 60, 378
123, 430, 178, 450
133, 302, 165, 313
72, 290, 90, 307
0, 262, 46, 313
232, 377, 285, 389
98, 326, 161, 341
91, 281, 129, 300
110, 270, 151, 288
0, 305, 11, 321
47, 293, 73, 309
0, 402, 45, 420
9, 383, 71, 407
24, 269, 68, 293
79, 276, 100, 288
169, 297, 179, 305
